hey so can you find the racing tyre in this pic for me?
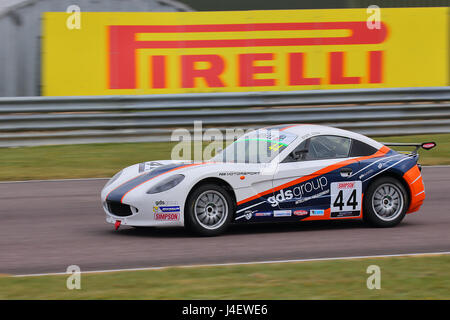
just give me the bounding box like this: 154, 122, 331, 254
185, 183, 234, 236
363, 176, 409, 227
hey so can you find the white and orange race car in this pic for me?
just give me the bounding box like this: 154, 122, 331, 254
101, 124, 435, 236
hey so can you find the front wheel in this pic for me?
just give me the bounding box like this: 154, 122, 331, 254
185, 184, 234, 236
363, 176, 409, 227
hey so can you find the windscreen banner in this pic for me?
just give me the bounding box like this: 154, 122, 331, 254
42, 8, 449, 96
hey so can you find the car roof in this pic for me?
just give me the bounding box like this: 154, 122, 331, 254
264, 124, 384, 149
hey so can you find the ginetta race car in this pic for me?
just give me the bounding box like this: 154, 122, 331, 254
101, 124, 435, 236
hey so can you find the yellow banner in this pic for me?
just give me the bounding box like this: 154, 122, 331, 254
42, 8, 448, 96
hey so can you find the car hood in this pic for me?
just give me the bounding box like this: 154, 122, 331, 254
102, 159, 270, 203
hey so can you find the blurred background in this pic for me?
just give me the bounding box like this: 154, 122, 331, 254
0, 0, 448, 150
0, 0, 447, 97
0, 0, 449, 300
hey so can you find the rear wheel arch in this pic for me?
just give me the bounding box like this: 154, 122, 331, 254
362, 172, 410, 227
364, 170, 411, 206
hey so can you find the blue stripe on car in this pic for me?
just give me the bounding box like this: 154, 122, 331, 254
106, 163, 188, 203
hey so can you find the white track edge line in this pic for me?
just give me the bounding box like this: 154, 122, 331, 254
11, 251, 450, 278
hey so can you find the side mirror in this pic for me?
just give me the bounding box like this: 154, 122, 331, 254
292, 148, 308, 160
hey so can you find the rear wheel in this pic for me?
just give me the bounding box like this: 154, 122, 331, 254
363, 176, 408, 227
185, 184, 234, 236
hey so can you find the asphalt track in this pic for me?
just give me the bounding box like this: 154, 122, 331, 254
0, 167, 449, 275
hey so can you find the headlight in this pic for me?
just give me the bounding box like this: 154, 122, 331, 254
147, 174, 185, 194
104, 170, 123, 188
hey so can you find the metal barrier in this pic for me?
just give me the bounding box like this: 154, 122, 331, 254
0, 87, 449, 147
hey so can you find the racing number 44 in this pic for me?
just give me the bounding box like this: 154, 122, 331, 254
330, 181, 362, 213
333, 189, 358, 210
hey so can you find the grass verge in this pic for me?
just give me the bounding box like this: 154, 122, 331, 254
0, 255, 449, 299
0, 133, 448, 181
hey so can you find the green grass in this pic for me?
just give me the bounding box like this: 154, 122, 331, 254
1, 255, 449, 299
0, 133, 448, 181
0, 142, 177, 181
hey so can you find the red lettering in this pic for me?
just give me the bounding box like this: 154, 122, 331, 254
109, 23, 387, 90
368, 51, 383, 83
239, 53, 275, 87
338, 182, 355, 188
151, 56, 166, 88
289, 52, 321, 85
109, 26, 137, 89
329, 52, 361, 84
155, 213, 179, 220
109, 24, 387, 90
181, 55, 225, 88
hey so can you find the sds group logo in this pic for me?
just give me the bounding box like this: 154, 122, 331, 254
43, 8, 449, 96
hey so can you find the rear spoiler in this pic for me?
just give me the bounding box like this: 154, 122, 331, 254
381, 142, 437, 154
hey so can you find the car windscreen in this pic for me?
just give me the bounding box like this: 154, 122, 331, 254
213, 130, 297, 163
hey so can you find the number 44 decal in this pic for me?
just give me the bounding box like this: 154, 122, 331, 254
330, 181, 362, 213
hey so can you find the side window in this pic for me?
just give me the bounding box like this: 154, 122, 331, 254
282, 135, 351, 163
349, 139, 377, 157
305, 135, 351, 160
282, 140, 307, 163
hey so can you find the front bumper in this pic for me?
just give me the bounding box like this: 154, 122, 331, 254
100, 161, 193, 228
102, 194, 185, 227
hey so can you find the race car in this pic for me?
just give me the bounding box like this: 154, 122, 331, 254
101, 124, 435, 236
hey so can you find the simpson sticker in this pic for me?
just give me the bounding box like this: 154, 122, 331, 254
268, 176, 328, 207
153, 205, 180, 220
330, 181, 362, 213
154, 212, 180, 221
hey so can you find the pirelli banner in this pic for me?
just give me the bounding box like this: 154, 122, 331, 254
42, 8, 449, 96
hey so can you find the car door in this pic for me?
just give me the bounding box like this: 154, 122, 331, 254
271, 135, 359, 218
232, 130, 295, 220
